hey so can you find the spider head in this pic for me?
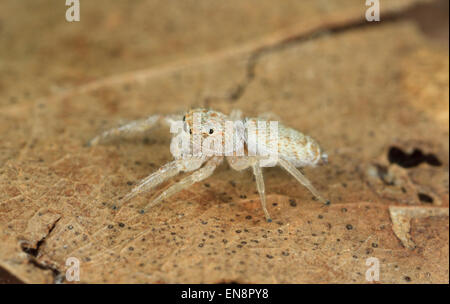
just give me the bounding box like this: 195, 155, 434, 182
183, 108, 226, 139
171, 108, 245, 158
178, 108, 229, 156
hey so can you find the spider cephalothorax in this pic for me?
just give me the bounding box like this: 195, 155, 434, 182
89, 108, 330, 222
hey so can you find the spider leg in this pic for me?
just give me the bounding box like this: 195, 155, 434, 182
88, 114, 182, 146
252, 161, 272, 222
278, 158, 330, 205
119, 160, 182, 206
140, 157, 222, 213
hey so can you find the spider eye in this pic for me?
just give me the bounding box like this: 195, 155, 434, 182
182, 115, 186, 121
209, 129, 214, 134
189, 129, 192, 135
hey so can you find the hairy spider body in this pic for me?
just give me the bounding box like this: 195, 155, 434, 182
89, 108, 330, 222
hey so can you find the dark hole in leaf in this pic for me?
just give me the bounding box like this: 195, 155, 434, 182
418, 193, 434, 203
388, 147, 442, 168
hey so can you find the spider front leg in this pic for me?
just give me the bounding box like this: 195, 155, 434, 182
140, 156, 223, 213
88, 114, 181, 146
119, 156, 207, 206
119, 159, 183, 206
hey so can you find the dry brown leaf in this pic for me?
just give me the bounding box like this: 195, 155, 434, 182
0, 0, 448, 283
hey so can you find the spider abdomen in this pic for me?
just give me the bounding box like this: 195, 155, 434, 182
246, 117, 324, 167
277, 124, 324, 167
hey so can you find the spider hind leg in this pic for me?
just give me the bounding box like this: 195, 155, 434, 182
278, 158, 330, 205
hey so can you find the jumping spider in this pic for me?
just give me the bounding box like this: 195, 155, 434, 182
88, 108, 330, 222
